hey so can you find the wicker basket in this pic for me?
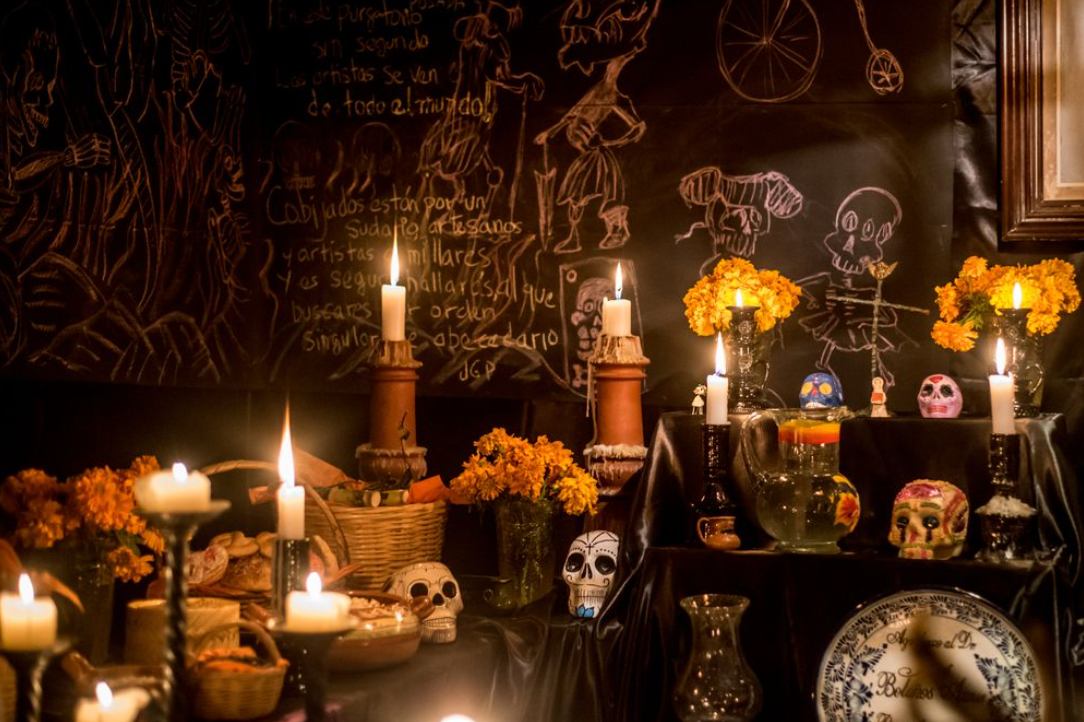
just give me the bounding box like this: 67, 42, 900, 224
304, 489, 447, 590
188, 620, 286, 721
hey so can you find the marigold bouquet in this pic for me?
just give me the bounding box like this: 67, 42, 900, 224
1, 456, 165, 582
450, 429, 598, 516
931, 257, 1080, 352
683, 258, 802, 336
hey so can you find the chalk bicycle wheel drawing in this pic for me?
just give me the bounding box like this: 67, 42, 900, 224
854, 0, 904, 94
716, 0, 823, 103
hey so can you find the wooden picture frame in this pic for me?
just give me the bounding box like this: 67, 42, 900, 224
1001, 0, 1084, 242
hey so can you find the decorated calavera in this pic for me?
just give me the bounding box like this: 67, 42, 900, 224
917, 374, 963, 418
384, 562, 462, 643
564, 531, 619, 619
800, 372, 844, 409
823, 188, 902, 275
889, 480, 969, 560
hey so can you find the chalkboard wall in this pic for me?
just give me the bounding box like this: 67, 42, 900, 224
0, 0, 955, 405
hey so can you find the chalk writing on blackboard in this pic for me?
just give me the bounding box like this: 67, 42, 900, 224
674, 167, 803, 272
534, 0, 661, 254
797, 187, 914, 387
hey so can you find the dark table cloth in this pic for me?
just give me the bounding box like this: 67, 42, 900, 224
611, 411, 1084, 721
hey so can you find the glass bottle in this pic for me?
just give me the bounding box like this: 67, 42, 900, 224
673, 594, 762, 722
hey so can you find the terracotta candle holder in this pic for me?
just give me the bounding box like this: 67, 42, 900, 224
357, 340, 427, 484
585, 334, 650, 496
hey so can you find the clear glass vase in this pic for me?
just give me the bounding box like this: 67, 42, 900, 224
994, 310, 1043, 416
484, 497, 556, 612
673, 594, 762, 722
725, 306, 770, 412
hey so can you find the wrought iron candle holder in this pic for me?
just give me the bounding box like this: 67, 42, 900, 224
988, 432, 1022, 498
272, 538, 310, 621
725, 306, 769, 412
695, 423, 740, 549
3, 637, 70, 722
140, 501, 230, 722
270, 623, 355, 722
995, 309, 1043, 417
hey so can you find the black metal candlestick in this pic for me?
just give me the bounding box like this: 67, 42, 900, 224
270, 624, 355, 722
4, 638, 70, 722
696, 423, 741, 549
989, 433, 1022, 497
725, 306, 768, 412
140, 502, 229, 722
272, 538, 310, 621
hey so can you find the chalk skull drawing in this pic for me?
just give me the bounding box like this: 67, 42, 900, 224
675, 167, 803, 271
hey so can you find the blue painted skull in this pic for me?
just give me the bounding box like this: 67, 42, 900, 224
800, 373, 844, 408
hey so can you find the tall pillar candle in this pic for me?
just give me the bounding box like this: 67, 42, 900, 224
381, 231, 406, 341
990, 337, 1016, 435
601, 264, 632, 336
706, 334, 729, 425
277, 410, 305, 540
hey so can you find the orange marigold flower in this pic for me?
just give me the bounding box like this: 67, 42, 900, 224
107, 546, 154, 583
931, 321, 978, 352
835, 493, 860, 532
14, 497, 66, 549
69, 466, 133, 532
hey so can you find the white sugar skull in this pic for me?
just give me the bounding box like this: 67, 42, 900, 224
889, 480, 969, 560
823, 188, 902, 275
563, 531, 619, 619
384, 562, 462, 643
917, 374, 962, 418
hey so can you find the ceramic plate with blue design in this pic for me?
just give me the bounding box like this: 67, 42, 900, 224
817, 588, 1044, 722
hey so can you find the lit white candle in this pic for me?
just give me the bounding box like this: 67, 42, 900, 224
285, 573, 351, 632
74, 682, 148, 722
0, 574, 57, 651
277, 409, 305, 540
1013, 281, 1023, 310
990, 337, 1016, 434
601, 264, 632, 336
134, 463, 211, 513
381, 229, 406, 341
735, 288, 744, 307
706, 334, 729, 425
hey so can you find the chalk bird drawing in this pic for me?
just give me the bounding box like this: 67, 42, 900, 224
534, 0, 661, 254
674, 167, 803, 271
796, 187, 916, 388
715, 0, 902, 102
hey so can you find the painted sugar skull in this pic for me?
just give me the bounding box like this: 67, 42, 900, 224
384, 562, 462, 643
889, 480, 969, 560
800, 372, 844, 409
564, 531, 619, 619
917, 374, 962, 418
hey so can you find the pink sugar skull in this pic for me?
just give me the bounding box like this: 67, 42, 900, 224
889, 480, 969, 559
917, 374, 962, 418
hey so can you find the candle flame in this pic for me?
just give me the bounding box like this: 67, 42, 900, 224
172, 462, 188, 482
735, 289, 744, 307
18, 574, 33, 603
995, 337, 1007, 375
306, 571, 322, 597
390, 233, 400, 287
615, 263, 623, 300
715, 333, 726, 375
96, 682, 114, 709
1012, 282, 1023, 309
278, 406, 295, 488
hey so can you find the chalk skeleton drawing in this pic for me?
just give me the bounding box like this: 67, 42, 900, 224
674, 167, 803, 271
534, 0, 661, 254
417, 1, 543, 223
559, 257, 642, 393
797, 187, 915, 388
0, 0, 250, 383
715, 0, 901, 103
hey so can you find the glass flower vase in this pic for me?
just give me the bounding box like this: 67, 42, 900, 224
994, 310, 1044, 417
484, 497, 556, 613
673, 594, 762, 722
725, 306, 770, 412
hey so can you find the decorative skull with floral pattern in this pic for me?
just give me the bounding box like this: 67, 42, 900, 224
799, 372, 844, 409
563, 531, 619, 619
917, 374, 963, 418
889, 480, 969, 560
384, 562, 462, 643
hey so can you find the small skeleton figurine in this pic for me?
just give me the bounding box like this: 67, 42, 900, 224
692, 384, 706, 415
870, 376, 890, 417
